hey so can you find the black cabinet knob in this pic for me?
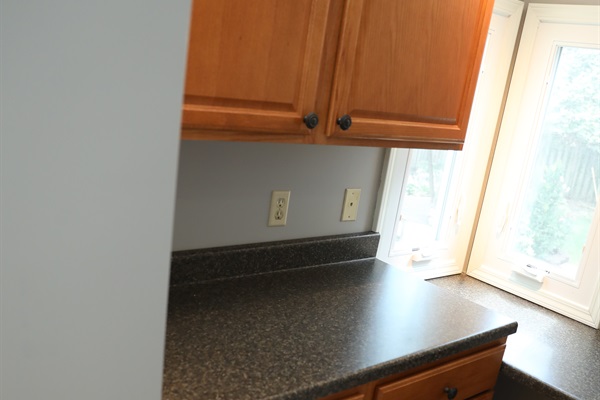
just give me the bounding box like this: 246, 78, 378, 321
444, 387, 458, 399
303, 113, 319, 129
336, 114, 352, 131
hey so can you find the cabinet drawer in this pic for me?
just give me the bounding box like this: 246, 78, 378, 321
340, 395, 365, 400
320, 385, 371, 400
375, 345, 505, 400
320, 391, 366, 400
468, 391, 494, 400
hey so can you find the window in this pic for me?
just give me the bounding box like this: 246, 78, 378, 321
390, 149, 458, 260
507, 46, 599, 281
467, 4, 600, 328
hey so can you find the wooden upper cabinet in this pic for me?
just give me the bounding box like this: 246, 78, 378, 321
326, 0, 494, 145
181, 0, 494, 148
182, 0, 330, 137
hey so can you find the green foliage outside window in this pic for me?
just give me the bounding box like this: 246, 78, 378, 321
528, 165, 568, 260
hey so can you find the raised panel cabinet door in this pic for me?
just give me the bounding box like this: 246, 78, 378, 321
182, 0, 330, 136
327, 0, 494, 145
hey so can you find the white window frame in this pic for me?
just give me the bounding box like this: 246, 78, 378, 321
467, 3, 600, 329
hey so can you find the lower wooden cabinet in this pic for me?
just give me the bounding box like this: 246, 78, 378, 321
320, 339, 505, 400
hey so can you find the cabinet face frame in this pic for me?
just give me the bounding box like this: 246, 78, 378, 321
326, 0, 495, 144
182, 0, 330, 137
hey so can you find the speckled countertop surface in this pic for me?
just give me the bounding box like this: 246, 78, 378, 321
429, 274, 600, 400
163, 258, 517, 400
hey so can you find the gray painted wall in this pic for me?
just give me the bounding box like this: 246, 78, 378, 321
0, 1, 190, 400
172, 141, 386, 250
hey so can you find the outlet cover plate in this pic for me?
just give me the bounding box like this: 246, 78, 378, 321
268, 190, 290, 227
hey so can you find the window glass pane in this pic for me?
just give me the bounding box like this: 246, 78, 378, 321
391, 149, 457, 258
507, 46, 600, 279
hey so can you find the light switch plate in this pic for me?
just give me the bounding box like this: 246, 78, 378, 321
341, 188, 361, 221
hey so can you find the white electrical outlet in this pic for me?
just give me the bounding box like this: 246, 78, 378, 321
268, 190, 291, 227
341, 188, 361, 221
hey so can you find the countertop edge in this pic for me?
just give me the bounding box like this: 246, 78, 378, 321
272, 323, 518, 400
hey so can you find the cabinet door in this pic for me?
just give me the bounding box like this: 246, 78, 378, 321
327, 0, 493, 145
183, 0, 330, 137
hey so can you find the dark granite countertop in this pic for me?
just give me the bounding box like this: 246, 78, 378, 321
163, 258, 517, 400
429, 274, 600, 400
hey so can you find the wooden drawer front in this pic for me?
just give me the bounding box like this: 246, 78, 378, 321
375, 345, 505, 400
468, 391, 494, 400
320, 392, 366, 400
340, 395, 366, 400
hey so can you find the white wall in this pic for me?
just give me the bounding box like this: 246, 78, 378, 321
0, 1, 190, 400
172, 141, 385, 250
